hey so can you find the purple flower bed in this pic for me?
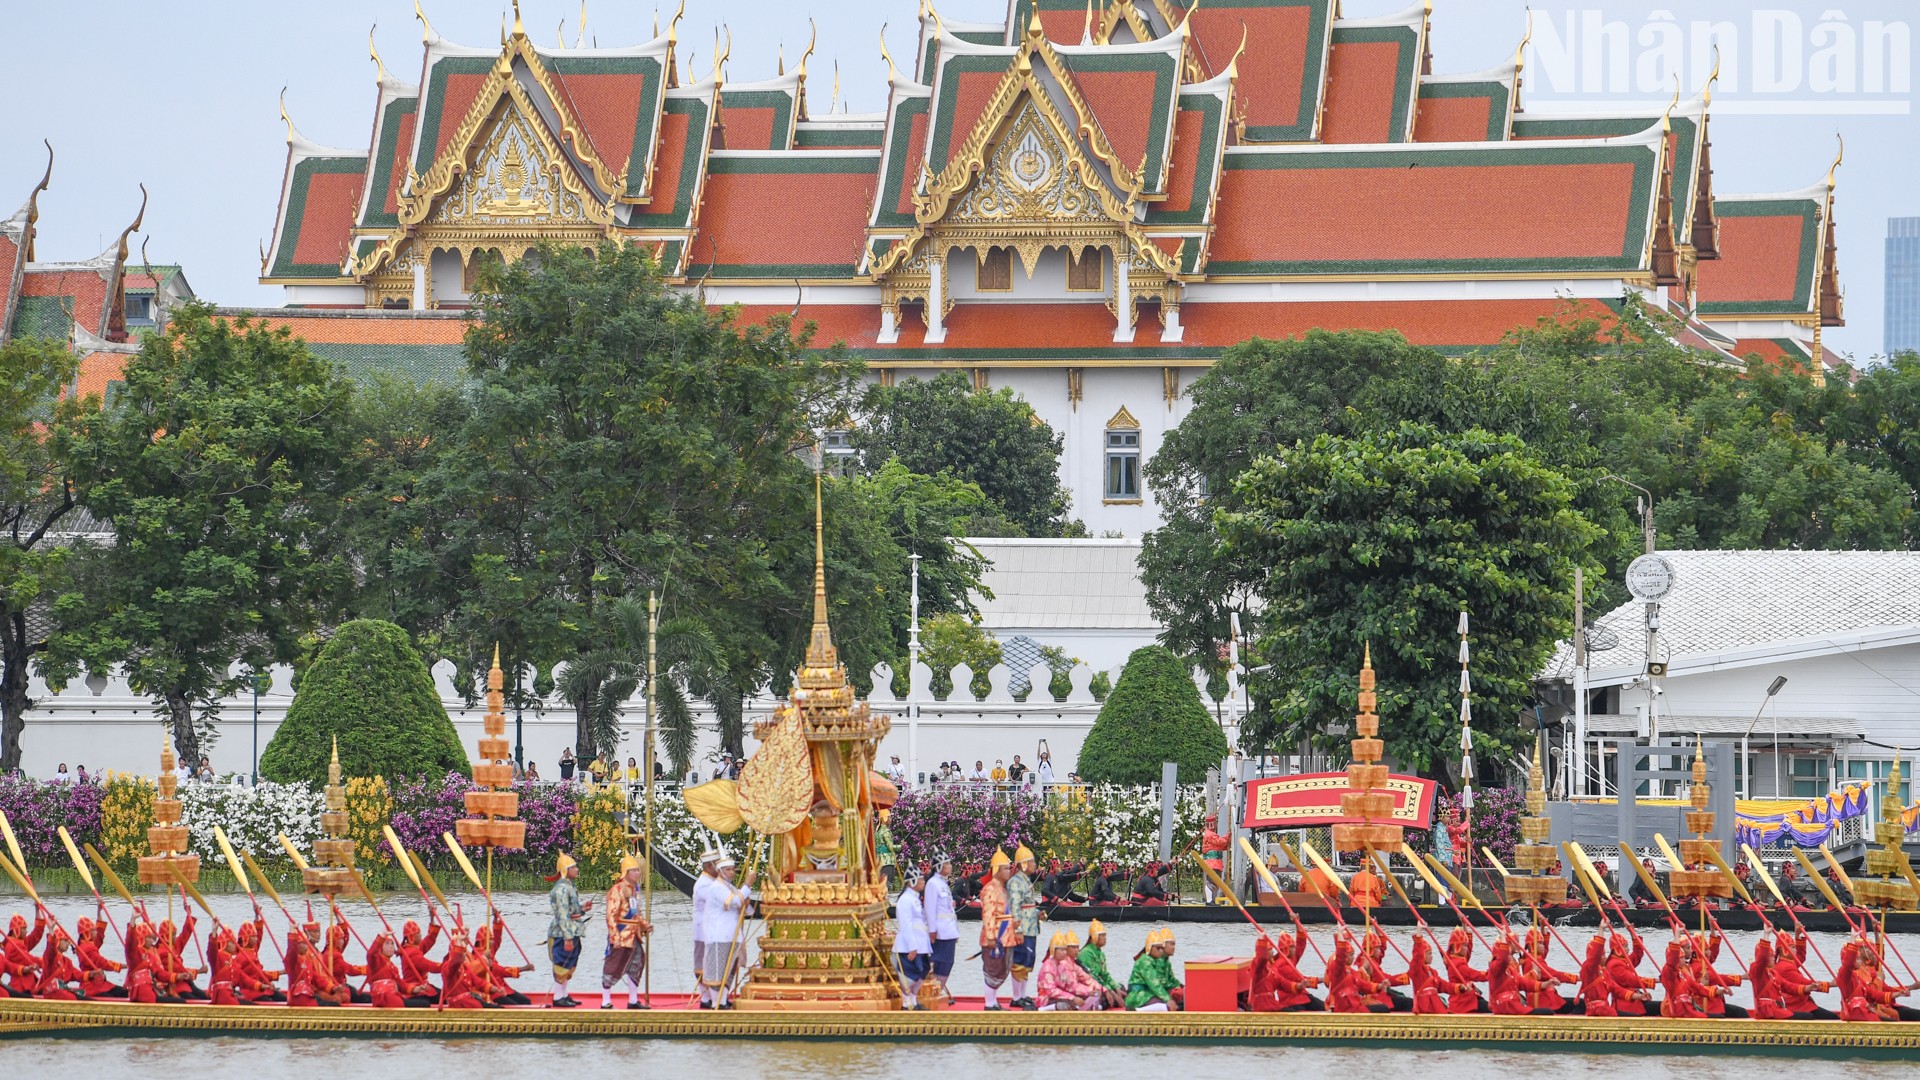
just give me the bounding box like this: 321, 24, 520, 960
890, 785, 1047, 872
1405, 787, 1525, 866
0, 777, 104, 865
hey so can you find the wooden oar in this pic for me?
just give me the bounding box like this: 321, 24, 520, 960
211, 827, 288, 975
1192, 850, 1274, 945
277, 833, 375, 956
239, 848, 297, 927
408, 851, 459, 923
1653, 833, 1748, 977
1796, 846, 1916, 984
1741, 843, 1837, 980
82, 843, 146, 918
441, 832, 534, 969
1479, 845, 1583, 964
0, 811, 65, 933
1301, 838, 1407, 959
57, 826, 129, 953
1402, 843, 1493, 951
351, 869, 397, 937
1366, 846, 1441, 947
1560, 842, 1612, 929
1237, 836, 1327, 964
381, 825, 451, 927
1423, 852, 1510, 938
1619, 841, 1687, 934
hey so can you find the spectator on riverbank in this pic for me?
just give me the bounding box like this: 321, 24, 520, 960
197, 757, 215, 782
525, 761, 541, 782
51, 763, 73, 783
1008, 756, 1027, 785
625, 757, 640, 782
970, 761, 989, 782
558, 748, 576, 782
1036, 753, 1055, 787
990, 760, 1007, 784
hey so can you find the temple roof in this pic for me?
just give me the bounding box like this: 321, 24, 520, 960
1209, 124, 1667, 277
689, 151, 882, 280
1412, 60, 1518, 143
264, 120, 366, 282
1319, 2, 1428, 145
1696, 177, 1842, 325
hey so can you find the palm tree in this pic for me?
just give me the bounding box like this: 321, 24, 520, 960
557, 595, 744, 779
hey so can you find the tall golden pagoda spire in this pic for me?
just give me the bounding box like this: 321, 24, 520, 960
1666, 735, 1732, 901
1333, 644, 1401, 852
808, 469, 833, 664
1855, 751, 1918, 910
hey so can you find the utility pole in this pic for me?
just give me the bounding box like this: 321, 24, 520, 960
1573, 567, 1586, 798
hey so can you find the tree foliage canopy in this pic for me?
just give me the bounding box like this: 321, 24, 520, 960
853, 372, 1079, 537
259, 619, 467, 784
1076, 645, 1228, 784
1217, 423, 1598, 779
49, 305, 354, 765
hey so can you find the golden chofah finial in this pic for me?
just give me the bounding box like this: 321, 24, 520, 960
113, 184, 147, 266
511, 0, 525, 39
578, 0, 588, 47
711, 24, 732, 82
1827, 133, 1845, 190
929, 2, 945, 41
831, 60, 841, 113
798, 18, 816, 77
369, 23, 389, 84
1705, 46, 1722, 105
1180, 0, 1201, 31
278, 87, 295, 143
668, 0, 686, 44
1225, 21, 1247, 76
879, 23, 898, 83
1514, 6, 1534, 69
23, 141, 51, 259
559, 19, 568, 48
414, 0, 433, 44
1027, 0, 1044, 39
1082, 0, 1095, 44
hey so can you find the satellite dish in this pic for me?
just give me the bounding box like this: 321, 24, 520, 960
1584, 624, 1620, 652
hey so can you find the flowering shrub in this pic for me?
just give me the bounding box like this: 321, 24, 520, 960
100, 774, 155, 866
178, 778, 324, 868
345, 776, 393, 865
0, 776, 104, 864
571, 784, 629, 882
1405, 788, 1524, 867
889, 785, 1049, 871
890, 783, 1208, 876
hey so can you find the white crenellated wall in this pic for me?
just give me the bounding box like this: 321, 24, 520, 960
12, 658, 1237, 787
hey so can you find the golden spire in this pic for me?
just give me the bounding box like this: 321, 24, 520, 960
112, 185, 147, 267
1082, 0, 1094, 44
22, 141, 50, 261
414, 0, 433, 44
808, 468, 832, 662
511, 0, 525, 39
1826, 133, 1845, 190
778, 44, 784, 76
879, 23, 897, 83
278, 88, 295, 143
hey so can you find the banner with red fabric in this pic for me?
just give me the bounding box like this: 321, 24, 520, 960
1241, 772, 1438, 830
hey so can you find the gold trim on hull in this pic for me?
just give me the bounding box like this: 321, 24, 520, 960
3, 1000, 1920, 1053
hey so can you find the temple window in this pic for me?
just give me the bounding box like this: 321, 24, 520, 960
124, 294, 153, 326
464, 248, 504, 292
1068, 246, 1103, 292
977, 247, 1012, 292
1104, 419, 1141, 502
822, 429, 857, 476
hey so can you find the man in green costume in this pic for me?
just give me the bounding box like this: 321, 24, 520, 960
1126, 927, 1184, 1011
1076, 918, 1126, 1009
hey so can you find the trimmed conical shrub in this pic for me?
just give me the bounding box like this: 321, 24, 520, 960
1075, 645, 1229, 785
260, 619, 468, 785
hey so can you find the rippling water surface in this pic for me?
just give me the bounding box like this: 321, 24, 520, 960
9, 890, 1911, 1075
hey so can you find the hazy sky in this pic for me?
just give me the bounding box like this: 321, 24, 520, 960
5, 1, 1913, 360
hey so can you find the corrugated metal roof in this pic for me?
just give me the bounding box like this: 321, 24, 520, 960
967, 537, 1159, 631
1544, 550, 1920, 680
1582, 713, 1864, 740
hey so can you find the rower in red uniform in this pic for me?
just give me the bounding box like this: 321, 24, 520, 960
1657, 938, 1722, 1019
1248, 930, 1322, 1012
1695, 932, 1747, 1018
233, 921, 282, 1002
1840, 944, 1920, 1022
1578, 935, 1615, 1017
1520, 927, 1579, 1013
1441, 928, 1488, 1014
1769, 929, 1837, 1020
321, 922, 371, 1003
74, 916, 126, 999
362, 933, 407, 1009
153, 917, 203, 1000
34, 929, 86, 1000
286, 931, 348, 1007
1358, 927, 1411, 1011
471, 919, 532, 1005
1325, 934, 1388, 1013
3, 913, 45, 997
1486, 937, 1547, 1015
398, 917, 442, 1004
1407, 935, 1450, 1015
1605, 933, 1656, 1016
438, 925, 486, 1010
1744, 935, 1792, 1020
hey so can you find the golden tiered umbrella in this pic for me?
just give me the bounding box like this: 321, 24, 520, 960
299, 739, 356, 897
1663, 739, 1733, 905
1504, 737, 1570, 906
454, 646, 528, 886
1851, 756, 1918, 912
137, 743, 200, 888
1333, 646, 1401, 854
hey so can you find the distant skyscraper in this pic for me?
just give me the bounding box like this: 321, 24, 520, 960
1890, 218, 1920, 357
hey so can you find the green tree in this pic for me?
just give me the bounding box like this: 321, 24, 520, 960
918, 612, 1002, 701
1216, 424, 1599, 781
853, 372, 1079, 536
1076, 645, 1228, 784
0, 337, 83, 772
49, 305, 353, 766
258, 619, 468, 784
438, 243, 859, 761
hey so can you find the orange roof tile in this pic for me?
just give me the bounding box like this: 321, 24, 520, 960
1074, 68, 1159, 175
1413, 93, 1493, 143
431, 73, 490, 161
893, 110, 931, 218
291, 171, 364, 267
941, 70, 1006, 168
693, 158, 879, 276
1188, 3, 1330, 140
1320, 38, 1410, 144
69, 351, 129, 402
242, 313, 470, 345
550, 70, 650, 171
1696, 209, 1816, 311
21, 270, 109, 336
1210, 149, 1652, 274
722, 107, 779, 151
1156, 107, 1209, 216
380, 110, 419, 217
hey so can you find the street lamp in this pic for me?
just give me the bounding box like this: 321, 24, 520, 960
1742, 675, 1788, 799
250, 667, 271, 786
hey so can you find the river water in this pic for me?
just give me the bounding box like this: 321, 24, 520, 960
6, 889, 1913, 1076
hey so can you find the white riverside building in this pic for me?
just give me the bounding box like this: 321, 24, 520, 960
1538, 550, 1920, 804
13, 538, 1174, 784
